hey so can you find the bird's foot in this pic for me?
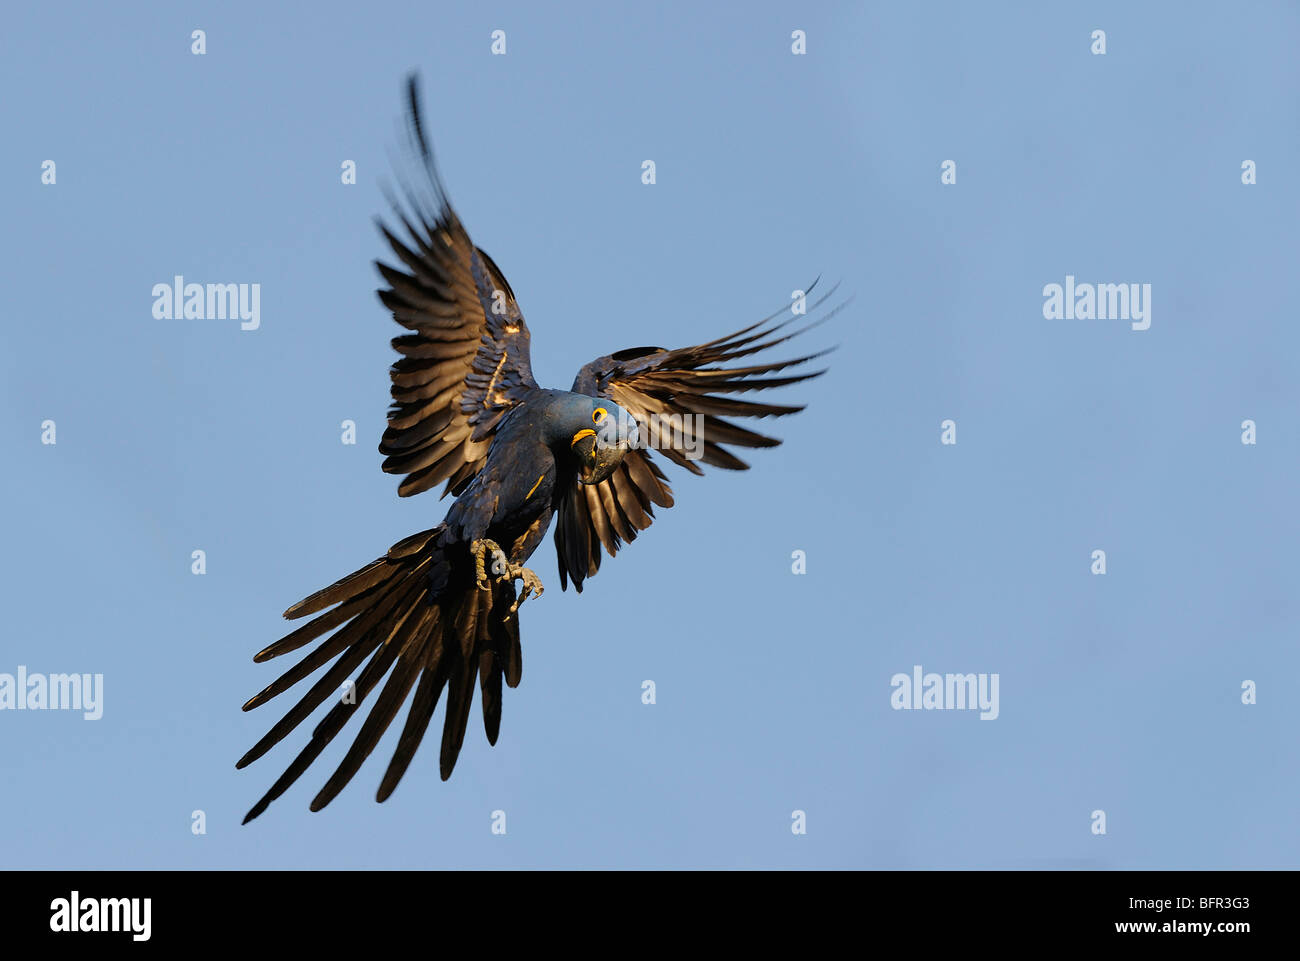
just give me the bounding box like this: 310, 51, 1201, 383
470, 539, 544, 619
503, 565, 544, 620
471, 538, 507, 591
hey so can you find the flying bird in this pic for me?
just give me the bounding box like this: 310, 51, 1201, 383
237, 75, 840, 822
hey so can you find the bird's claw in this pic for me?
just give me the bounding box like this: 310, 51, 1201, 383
470, 538, 544, 620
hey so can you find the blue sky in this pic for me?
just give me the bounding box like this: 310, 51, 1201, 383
2, 1, 1297, 868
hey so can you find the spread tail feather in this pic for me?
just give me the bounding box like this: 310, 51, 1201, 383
238, 525, 523, 823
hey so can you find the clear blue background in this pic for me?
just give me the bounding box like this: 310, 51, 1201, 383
2, 1, 1296, 869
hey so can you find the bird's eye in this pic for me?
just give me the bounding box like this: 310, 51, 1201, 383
592, 407, 607, 425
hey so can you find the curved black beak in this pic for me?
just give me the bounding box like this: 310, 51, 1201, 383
572, 416, 638, 485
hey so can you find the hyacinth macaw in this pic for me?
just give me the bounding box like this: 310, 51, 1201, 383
237, 75, 839, 822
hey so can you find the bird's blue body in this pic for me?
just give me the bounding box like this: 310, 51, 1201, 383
444, 390, 636, 559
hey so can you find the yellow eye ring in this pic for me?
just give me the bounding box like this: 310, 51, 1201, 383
592, 407, 608, 425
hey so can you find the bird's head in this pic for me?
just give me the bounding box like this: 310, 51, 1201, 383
561, 396, 640, 485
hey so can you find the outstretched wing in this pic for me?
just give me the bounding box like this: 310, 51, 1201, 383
554, 282, 842, 592
376, 75, 538, 498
